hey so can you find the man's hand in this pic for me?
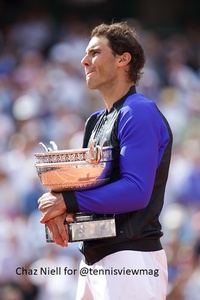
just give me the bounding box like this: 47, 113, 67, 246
46, 213, 68, 247
46, 213, 75, 247
38, 192, 66, 223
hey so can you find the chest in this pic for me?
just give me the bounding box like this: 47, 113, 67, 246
88, 109, 119, 147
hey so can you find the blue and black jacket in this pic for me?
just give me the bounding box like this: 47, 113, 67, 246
63, 85, 173, 265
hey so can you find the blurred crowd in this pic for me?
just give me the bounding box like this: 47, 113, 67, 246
0, 9, 200, 300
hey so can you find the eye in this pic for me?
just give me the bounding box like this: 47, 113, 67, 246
92, 50, 100, 57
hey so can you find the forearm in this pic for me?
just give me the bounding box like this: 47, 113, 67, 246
62, 147, 158, 215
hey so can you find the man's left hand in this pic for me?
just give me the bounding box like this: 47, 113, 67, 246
38, 191, 66, 223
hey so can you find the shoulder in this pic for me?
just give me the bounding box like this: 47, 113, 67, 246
117, 93, 172, 140
119, 93, 161, 123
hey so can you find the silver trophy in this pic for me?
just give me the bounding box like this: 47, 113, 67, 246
34, 140, 116, 242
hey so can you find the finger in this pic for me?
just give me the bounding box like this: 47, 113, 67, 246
40, 212, 54, 224
40, 210, 52, 223
39, 206, 63, 223
66, 213, 75, 223
38, 192, 50, 204
40, 215, 48, 224
57, 222, 69, 246
66, 217, 74, 223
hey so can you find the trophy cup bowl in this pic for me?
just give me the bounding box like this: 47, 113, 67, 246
34, 141, 113, 192
34, 141, 116, 242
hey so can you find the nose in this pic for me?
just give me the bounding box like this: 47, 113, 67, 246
81, 54, 90, 67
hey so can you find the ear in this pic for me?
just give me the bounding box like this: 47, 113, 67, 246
118, 52, 131, 66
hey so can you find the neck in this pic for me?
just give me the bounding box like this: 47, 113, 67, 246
99, 82, 134, 112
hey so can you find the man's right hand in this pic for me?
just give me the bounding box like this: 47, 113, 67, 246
46, 213, 74, 247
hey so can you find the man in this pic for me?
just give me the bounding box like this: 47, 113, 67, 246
38, 22, 173, 299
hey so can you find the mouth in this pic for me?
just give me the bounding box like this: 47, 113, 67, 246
85, 70, 95, 76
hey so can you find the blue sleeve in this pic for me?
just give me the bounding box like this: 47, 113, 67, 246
74, 99, 170, 214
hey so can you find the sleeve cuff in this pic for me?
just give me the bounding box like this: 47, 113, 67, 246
62, 191, 80, 213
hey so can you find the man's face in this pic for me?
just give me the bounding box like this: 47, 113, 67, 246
81, 36, 120, 90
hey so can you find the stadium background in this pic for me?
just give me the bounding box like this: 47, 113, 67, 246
0, 0, 200, 299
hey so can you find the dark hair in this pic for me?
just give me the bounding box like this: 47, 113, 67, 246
91, 22, 145, 83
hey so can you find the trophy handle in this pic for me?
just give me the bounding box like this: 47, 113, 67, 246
39, 141, 58, 152
86, 139, 106, 164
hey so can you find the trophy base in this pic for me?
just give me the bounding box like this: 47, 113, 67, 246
45, 213, 116, 242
